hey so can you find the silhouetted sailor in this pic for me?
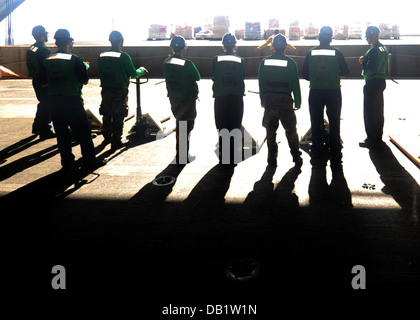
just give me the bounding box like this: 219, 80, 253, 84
301, 26, 349, 175
98, 31, 147, 150
163, 35, 201, 164
358, 26, 389, 148
258, 34, 302, 168
212, 33, 245, 165
26, 25, 54, 139
40, 29, 106, 171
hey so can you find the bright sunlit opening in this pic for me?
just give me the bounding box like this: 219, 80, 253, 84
1, 0, 419, 45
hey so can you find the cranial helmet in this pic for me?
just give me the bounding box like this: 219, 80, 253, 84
366, 26, 381, 37
222, 33, 237, 46
272, 34, 287, 48
32, 25, 47, 38
109, 30, 124, 42
170, 35, 186, 50
54, 29, 73, 41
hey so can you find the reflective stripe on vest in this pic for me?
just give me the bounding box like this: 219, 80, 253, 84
217, 55, 242, 63
311, 49, 336, 56
166, 57, 186, 66
264, 59, 288, 67
29, 46, 38, 53
100, 51, 122, 58
47, 53, 72, 61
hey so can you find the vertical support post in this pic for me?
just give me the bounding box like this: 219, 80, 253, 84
6, 0, 14, 45
136, 77, 141, 122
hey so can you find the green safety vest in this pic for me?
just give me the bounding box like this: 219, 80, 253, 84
26, 41, 50, 79
362, 42, 389, 81
258, 53, 301, 108
212, 53, 245, 97
307, 46, 341, 90
163, 54, 201, 99
98, 49, 140, 88
43, 51, 84, 96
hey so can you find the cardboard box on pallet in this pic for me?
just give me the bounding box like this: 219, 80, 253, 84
148, 24, 168, 40
213, 16, 229, 39
304, 23, 319, 39
174, 26, 193, 39
244, 22, 261, 40
334, 25, 349, 40
235, 29, 245, 40
289, 21, 300, 40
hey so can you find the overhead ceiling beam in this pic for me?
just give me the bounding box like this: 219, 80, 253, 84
0, 0, 25, 23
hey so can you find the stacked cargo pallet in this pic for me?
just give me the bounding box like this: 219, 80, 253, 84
304, 23, 319, 39
348, 23, 362, 39
213, 16, 230, 40
235, 29, 244, 40
244, 22, 261, 40
147, 25, 168, 40
289, 21, 300, 40
265, 18, 286, 39
335, 25, 349, 40
174, 26, 193, 39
